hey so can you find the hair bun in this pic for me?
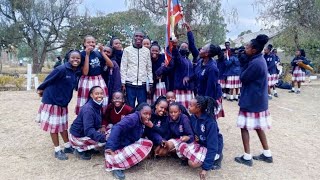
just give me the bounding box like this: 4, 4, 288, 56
255, 34, 269, 46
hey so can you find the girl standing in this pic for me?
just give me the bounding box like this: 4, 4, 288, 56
235, 34, 273, 167
264, 44, 278, 99
194, 44, 224, 119
109, 37, 123, 67
36, 50, 81, 160
177, 96, 224, 180
224, 49, 241, 101
289, 49, 310, 94
75, 35, 113, 115
69, 86, 107, 160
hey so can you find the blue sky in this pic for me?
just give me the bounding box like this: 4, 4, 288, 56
81, 0, 262, 40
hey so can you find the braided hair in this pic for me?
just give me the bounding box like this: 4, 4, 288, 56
195, 96, 218, 117
151, 95, 167, 110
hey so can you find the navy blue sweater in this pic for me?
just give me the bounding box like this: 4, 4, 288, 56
111, 49, 123, 68
38, 62, 81, 107
169, 114, 194, 143
224, 55, 241, 76
190, 113, 223, 171
264, 53, 277, 75
156, 48, 194, 90
80, 50, 106, 76
105, 112, 147, 151
152, 54, 167, 87
217, 57, 227, 80
145, 113, 170, 146
194, 59, 222, 100
187, 31, 200, 64
69, 99, 106, 143
291, 56, 310, 73
239, 54, 268, 112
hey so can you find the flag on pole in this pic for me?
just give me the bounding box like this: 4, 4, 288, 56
165, 0, 183, 65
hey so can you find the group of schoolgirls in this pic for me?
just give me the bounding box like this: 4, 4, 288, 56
35, 27, 275, 179
217, 42, 285, 102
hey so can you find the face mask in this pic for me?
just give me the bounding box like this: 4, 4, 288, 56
93, 99, 103, 105
179, 49, 189, 57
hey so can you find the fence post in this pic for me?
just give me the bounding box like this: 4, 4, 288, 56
27, 64, 32, 91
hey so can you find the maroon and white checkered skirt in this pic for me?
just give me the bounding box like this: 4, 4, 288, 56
226, 76, 241, 88
75, 75, 108, 115
292, 66, 306, 82
105, 138, 153, 171
177, 142, 207, 164
168, 138, 184, 158
153, 81, 167, 102
174, 90, 194, 109
36, 103, 68, 133
215, 98, 225, 119
69, 133, 106, 152
218, 79, 226, 89
268, 73, 279, 86
237, 110, 272, 130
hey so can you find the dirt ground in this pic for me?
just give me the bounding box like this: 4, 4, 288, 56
0, 83, 320, 180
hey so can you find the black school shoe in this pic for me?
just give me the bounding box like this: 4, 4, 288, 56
89, 149, 101, 155
74, 150, 92, 160
288, 90, 295, 93
64, 146, 75, 154
274, 93, 279, 97
180, 159, 188, 166
212, 154, 223, 170
54, 150, 68, 160
253, 154, 273, 163
234, 156, 253, 167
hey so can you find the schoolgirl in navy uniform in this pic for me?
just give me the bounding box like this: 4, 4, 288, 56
36, 50, 81, 160
155, 23, 197, 109
75, 35, 114, 115
194, 44, 224, 119
144, 96, 170, 156
235, 34, 273, 167
216, 51, 227, 99
289, 49, 310, 94
69, 86, 107, 160
109, 37, 123, 67
224, 48, 241, 101
105, 103, 154, 180
166, 102, 194, 159
264, 44, 278, 99
177, 96, 223, 180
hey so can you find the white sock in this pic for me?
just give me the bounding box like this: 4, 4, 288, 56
263, 149, 272, 157
292, 87, 295, 91
297, 88, 301, 91
214, 154, 220, 160
268, 94, 272, 97
54, 146, 61, 152
223, 93, 227, 98
229, 95, 234, 100
273, 90, 277, 94
243, 153, 252, 160
235, 95, 239, 99
64, 142, 71, 148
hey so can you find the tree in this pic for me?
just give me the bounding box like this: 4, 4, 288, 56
126, 0, 228, 47
255, 0, 320, 64
0, 0, 81, 73
238, 30, 252, 37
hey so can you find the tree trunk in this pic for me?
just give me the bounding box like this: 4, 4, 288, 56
0, 51, 2, 74
32, 48, 41, 74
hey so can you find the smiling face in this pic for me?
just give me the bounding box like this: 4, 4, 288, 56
112, 39, 122, 50
69, 52, 81, 67
134, 31, 144, 48
155, 100, 168, 116
142, 39, 151, 49
140, 106, 152, 124
151, 45, 160, 60
90, 87, 104, 103
112, 92, 124, 108
166, 91, 176, 104
84, 36, 96, 49
169, 105, 181, 121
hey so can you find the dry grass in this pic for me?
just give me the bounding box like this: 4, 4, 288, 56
0, 85, 320, 179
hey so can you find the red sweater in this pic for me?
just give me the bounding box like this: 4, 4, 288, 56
102, 104, 133, 126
